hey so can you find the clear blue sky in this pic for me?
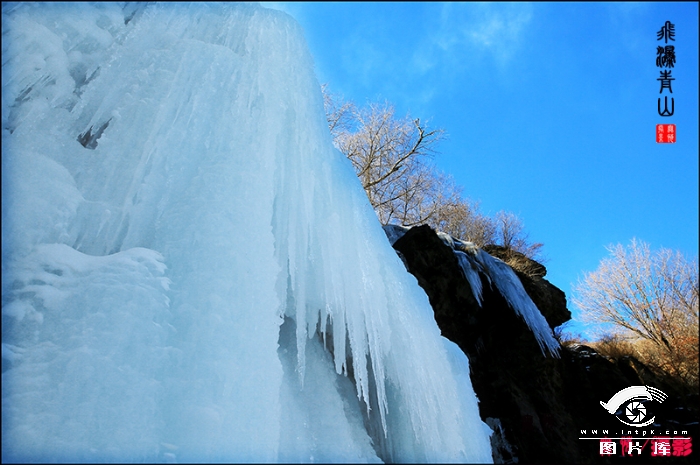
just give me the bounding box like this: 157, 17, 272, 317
269, 2, 699, 339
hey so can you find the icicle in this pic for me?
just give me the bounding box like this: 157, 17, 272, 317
474, 249, 560, 357
455, 250, 485, 306
439, 230, 559, 357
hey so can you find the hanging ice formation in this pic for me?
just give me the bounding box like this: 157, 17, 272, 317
441, 235, 560, 357
2, 3, 493, 463
385, 226, 560, 357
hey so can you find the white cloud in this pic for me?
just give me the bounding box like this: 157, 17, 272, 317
415, 2, 534, 72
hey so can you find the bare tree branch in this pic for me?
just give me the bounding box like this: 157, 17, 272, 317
321, 85, 544, 261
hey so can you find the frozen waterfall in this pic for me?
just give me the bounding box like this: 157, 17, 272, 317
2, 3, 493, 463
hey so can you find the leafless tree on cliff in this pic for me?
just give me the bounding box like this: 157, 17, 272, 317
324, 91, 445, 225
494, 211, 544, 260
322, 85, 544, 260
430, 194, 497, 247
573, 239, 699, 387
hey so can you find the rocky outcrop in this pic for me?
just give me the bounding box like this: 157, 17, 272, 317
482, 244, 569, 330
389, 225, 698, 464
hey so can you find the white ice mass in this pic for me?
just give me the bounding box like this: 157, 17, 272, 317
2, 3, 493, 463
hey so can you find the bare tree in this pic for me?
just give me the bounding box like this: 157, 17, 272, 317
322, 84, 355, 139
322, 86, 544, 260
573, 239, 699, 386
494, 211, 544, 260
322, 87, 444, 226
430, 195, 497, 247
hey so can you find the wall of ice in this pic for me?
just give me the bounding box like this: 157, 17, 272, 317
2, 3, 492, 463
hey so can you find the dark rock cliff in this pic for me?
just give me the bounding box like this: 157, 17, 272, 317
389, 225, 698, 464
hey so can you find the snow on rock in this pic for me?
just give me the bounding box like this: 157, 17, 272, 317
472, 249, 560, 356
2, 3, 493, 463
433, 230, 560, 357
382, 224, 410, 246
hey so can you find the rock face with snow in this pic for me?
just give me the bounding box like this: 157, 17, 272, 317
391, 225, 575, 462
482, 244, 569, 330
389, 224, 699, 464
